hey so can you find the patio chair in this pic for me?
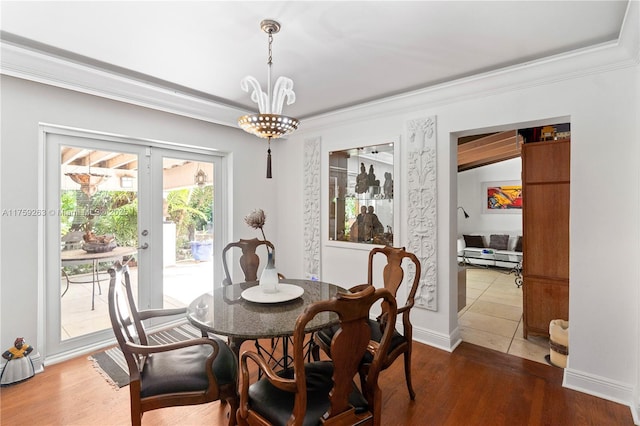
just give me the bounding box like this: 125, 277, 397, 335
315, 246, 421, 400
237, 285, 397, 426
107, 262, 238, 426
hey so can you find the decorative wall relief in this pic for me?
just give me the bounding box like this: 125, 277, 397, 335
406, 116, 437, 310
303, 137, 321, 280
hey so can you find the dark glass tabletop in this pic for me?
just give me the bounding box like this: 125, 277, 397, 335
187, 279, 347, 340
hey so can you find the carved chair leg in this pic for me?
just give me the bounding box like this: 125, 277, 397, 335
226, 394, 239, 426
131, 412, 142, 426
131, 392, 142, 426
310, 338, 321, 361
404, 351, 416, 400
358, 365, 369, 397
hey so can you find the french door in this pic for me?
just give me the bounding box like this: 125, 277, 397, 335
42, 126, 224, 360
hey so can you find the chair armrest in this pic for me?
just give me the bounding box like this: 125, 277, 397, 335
238, 349, 298, 421
349, 283, 371, 293
124, 336, 218, 356
137, 307, 187, 321
365, 340, 380, 358
238, 350, 297, 410
397, 304, 412, 316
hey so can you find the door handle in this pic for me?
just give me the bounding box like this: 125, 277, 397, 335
138, 243, 149, 250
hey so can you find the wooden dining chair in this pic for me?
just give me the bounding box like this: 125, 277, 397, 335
221, 238, 282, 285
221, 238, 292, 364
237, 285, 397, 426
315, 246, 421, 400
107, 262, 239, 426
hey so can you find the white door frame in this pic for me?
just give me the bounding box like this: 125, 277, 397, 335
39, 124, 227, 363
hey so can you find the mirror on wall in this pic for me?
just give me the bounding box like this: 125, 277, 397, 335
329, 142, 394, 245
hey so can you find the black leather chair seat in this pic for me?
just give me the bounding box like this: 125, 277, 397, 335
316, 319, 406, 364
140, 337, 237, 398
247, 361, 368, 426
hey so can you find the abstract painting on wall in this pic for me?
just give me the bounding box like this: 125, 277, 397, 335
483, 181, 522, 213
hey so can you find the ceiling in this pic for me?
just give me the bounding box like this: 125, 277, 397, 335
0, 1, 630, 120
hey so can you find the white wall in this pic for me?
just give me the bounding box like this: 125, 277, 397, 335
457, 157, 522, 236
0, 75, 280, 356
276, 40, 639, 416
0, 5, 638, 419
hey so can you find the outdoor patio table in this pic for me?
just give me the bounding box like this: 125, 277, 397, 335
187, 279, 347, 369
60, 246, 137, 310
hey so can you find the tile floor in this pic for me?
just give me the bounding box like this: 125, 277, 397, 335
458, 266, 550, 365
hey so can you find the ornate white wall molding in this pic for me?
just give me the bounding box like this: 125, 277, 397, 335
303, 137, 321, 280
406, 116, 437, 310
0, 41, 248, 127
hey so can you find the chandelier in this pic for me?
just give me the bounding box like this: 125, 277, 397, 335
238, 19, 299, 178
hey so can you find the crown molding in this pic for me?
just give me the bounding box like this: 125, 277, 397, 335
0, 40, 251, 128
619, 0, 640, 64
299, 1, 639, 132
299, 39, 637, 133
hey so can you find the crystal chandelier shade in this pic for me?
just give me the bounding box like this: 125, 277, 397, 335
238, 114, 299, 139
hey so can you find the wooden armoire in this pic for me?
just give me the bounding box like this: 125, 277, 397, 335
521, 138, 570, 338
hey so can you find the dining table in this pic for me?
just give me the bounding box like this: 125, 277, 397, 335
186, 278, 347, 369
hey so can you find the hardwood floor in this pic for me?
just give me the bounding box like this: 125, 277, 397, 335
0, 340, 632, 425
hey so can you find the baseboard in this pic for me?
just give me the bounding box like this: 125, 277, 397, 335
45, 339, 116, 366
563, 366, 636, 422
413, 325, 462, 352
29, 352, 44, 374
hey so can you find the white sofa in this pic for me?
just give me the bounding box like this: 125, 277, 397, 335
457, 233, 522, 268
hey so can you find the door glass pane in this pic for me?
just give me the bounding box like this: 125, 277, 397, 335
60, 146, 138, 340
162, 159, 214, 308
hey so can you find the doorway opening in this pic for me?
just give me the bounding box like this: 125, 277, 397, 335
455, 122, 570, 365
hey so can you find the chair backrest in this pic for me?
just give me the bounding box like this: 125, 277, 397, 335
107, 262, 148, 377
367, 246, 421, 310
292, 286, 397, 423
221, 238, 275, 285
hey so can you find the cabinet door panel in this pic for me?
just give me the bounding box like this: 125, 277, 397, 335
523, 277, 569, 336
523, 183, 570, 279
522, 140, 570, 183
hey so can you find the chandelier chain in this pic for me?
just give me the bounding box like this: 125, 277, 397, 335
267, 32, 273, 66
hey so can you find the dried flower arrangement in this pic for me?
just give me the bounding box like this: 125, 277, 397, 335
244, 208, 278, 270
244, 208, 268, 241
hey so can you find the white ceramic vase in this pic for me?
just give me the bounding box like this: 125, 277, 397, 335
259, 252, 279, 293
